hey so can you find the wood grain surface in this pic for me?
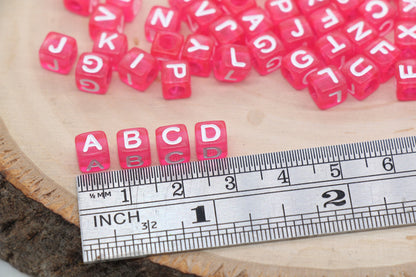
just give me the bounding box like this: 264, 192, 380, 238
0, 0, 416, 276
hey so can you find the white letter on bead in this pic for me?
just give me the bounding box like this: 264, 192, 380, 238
399, 65, 416, 79
291, 18, 305, 37
403, 0, 416, 12
165, 152, 185, 164
253, 35, 277, 54
369, 40, 396, 55
187, 38, 210, 53
269, 0, 293, 13
162, 127, 182, 145
398, 24, 416, 39
151, 8, 174, 27
230, 47, 246, 67
195, 1, 216, 17
48, 37, 67, 53
201, 124, 221, 142
80, 79, 100, 93
241, 14, 264, 32
130, 53, 144, 69
347, 21, 373, 42
350, 57, 373, 77
291, 50, 314, 69
124, 130, 142, 149
83, 134, 103, 152
82, 55, 103, 74
317, 68, 339, 83
326, 35, 346, 54
94, 6, 116, 21
98, 32, 118, 50
166, 63, 187, 78
321, 8, 339, 29
215, 20, 237, 31
365, 0, 388, 19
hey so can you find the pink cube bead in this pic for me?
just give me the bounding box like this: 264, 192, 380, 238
344, 18, 379, 52
182, 34, 215, 77
117, 128, 151, 168
397, 0, 416, 20
278, 16, 315, 51
342, 55, 380, 100
297, 0, 329, 14
92, 31, 128, 70
161, 60, 192, 100
308, 66, 348, 110
238, 7, 273, 40
118, 48, 159, 92
39, 32, 78, 74
106, 0, 141, 22
213, 44, 252, 82
195, 121, 227, 160
358, 0, 396, 36
75, 131, 110, 173
89, 5, 125, 39
151, 31, 184, 63
395, 21, 416, 59
247, 31, 286, 75
145, 6, 180, 42
308, 5, 345, 37
209, 16, 245, 45
333, 0, 361, 20
281, 47, 322, 90
395, 59, 416, 101
186, 0, 223, 34
63, 0, 98, 16
315, 31, 354, 69
156, 124, 191, 165
75, 53, 112, 94
364, 38, 401, 83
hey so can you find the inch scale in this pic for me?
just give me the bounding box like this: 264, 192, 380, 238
77, 136, 416, 263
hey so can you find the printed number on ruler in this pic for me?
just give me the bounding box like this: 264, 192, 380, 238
77, 136, 416, 263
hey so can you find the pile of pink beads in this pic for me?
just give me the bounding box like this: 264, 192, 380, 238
39, 0, 416, 109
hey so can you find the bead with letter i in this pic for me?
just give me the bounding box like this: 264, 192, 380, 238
395, 59, 416, 101
117, 128, 151, 169
195, 121, 227, 160
156, 124, 191, 165
39, 32, 78, 74
75, 131, 110, 173
118, 48, 159, 92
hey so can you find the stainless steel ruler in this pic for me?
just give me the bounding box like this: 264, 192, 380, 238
77, 136, 416, 263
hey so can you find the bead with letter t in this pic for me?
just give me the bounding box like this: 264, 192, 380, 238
195, 121, 227, 160
75, 131, 110, 173
117, 128, 151, 169
156, 124, 191, 165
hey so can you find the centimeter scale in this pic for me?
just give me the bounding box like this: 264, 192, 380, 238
77, 136, 416, 263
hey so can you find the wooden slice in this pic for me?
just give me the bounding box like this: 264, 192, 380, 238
0, 0, 415, 276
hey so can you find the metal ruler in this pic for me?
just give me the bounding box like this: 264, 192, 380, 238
77, 136, 416, 263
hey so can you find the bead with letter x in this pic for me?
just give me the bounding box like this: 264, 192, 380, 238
398, 24, 416, 39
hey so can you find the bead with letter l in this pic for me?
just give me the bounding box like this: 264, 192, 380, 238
195, 121, 227, 160
156, 124, 191, 165
117, 128, 151, 169
39, 32, 78, 74
308, 66, 348, 110
75, 131, 110, 173
213, 44, 252, 82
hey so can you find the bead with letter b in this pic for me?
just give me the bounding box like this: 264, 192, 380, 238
117, 128, 151, 169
